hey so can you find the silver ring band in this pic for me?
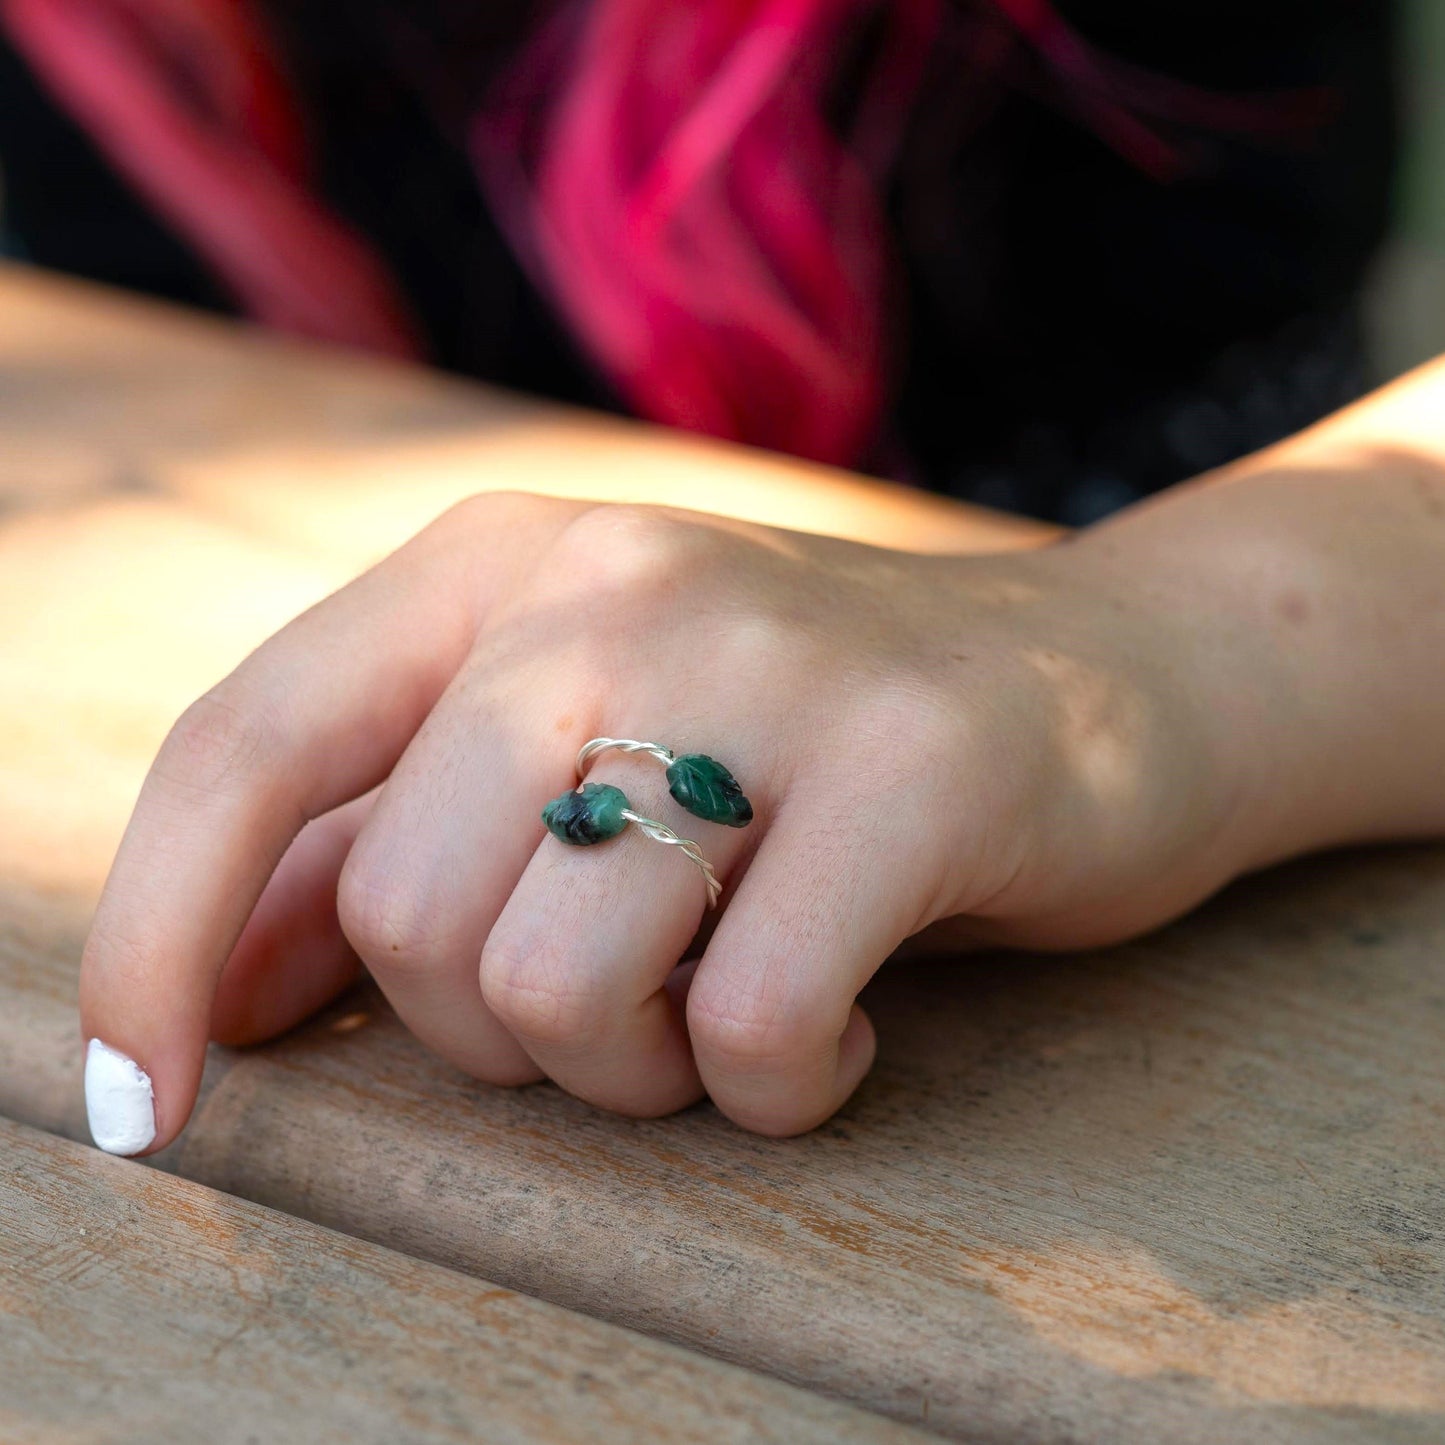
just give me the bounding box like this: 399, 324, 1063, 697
541, 735, 751, 910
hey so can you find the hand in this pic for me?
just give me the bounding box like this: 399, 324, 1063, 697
80, 492, 1255, 1152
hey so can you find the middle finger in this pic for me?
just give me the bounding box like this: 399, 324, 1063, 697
480, 734, 768, 1116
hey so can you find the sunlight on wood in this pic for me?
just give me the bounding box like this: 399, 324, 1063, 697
0, 500, 346, 892
981, 1238, 1445, 1411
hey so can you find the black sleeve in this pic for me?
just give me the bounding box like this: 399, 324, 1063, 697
894, 0, 1399, 518
0, 34, 233, 312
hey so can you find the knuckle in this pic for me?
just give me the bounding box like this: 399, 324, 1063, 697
424, 492, 583, 573
336, 858, 446, 976
154, 687, 283, 801
435, 489, 551, 534
688, 975, 823, 1074
547, 503, 699, 604
478, 942, 602, 1047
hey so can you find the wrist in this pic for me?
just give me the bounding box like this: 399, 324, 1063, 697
919, 538, 1278, 941
1053, 440, 1445, 870
1037, 505, 1322, 878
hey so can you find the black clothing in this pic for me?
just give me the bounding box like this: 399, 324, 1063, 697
0, 2, 1398, 521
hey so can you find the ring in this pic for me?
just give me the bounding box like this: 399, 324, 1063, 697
540, 737, 754, 908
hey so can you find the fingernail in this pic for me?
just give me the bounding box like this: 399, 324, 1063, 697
84, 1038, 156, 1155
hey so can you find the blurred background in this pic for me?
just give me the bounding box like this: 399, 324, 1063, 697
4, 1, 1444, 388
2, 0, 1445, 523
1370, 0, 1445, 378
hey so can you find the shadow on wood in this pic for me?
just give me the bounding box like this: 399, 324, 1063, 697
3, 845, 1442, 1441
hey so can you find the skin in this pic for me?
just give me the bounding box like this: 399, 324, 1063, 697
81, 355, 1445, 1147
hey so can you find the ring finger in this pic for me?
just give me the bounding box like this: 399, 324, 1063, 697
479, 733, 769, 1116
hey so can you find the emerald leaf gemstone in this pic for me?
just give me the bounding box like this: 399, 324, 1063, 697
542, 782, 630, 846
665, 753, 753, 828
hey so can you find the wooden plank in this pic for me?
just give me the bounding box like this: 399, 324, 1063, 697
0, 261, 1048, 569
7, 856, 1445, 1443
2, 265, 1444, 1441
0, 1116, 921, 1444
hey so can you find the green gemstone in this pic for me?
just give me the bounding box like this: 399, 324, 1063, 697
542, 782, 631, 846
665, 753, 753, 828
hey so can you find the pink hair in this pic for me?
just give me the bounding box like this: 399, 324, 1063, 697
1, 1, 1327, 467
472, 0, 941, 465
1, 0, 421, 355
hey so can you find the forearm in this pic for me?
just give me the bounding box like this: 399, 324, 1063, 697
1054, 354, 1445, 870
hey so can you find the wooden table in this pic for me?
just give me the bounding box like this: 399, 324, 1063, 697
3, 263, 1444, 1442
0, 1116, 921, 1443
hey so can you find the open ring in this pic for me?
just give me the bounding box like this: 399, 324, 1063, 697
575, 738, 753, 827
540, 737, 754, 908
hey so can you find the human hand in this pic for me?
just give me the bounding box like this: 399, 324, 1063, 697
80, 492, 1257, 1153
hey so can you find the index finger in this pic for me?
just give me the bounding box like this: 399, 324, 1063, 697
81, 494, 576, 1154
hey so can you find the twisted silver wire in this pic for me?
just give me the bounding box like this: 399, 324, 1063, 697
619, 809, 722, 908
575, 737, 674, 778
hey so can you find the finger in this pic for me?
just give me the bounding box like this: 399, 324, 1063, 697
81, 494, 580, 1153
210, 790, 376, 1047
479, 743, 765, 1116
335, 650, 582, 1088
686, 790, 941, 1136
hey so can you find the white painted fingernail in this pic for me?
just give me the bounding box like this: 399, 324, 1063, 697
84, 1038, 156, 1155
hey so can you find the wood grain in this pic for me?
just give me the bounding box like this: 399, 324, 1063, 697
6, 854, 1445, 1443
3, 264, 1444, 1442
0, 1116, 923, 1444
